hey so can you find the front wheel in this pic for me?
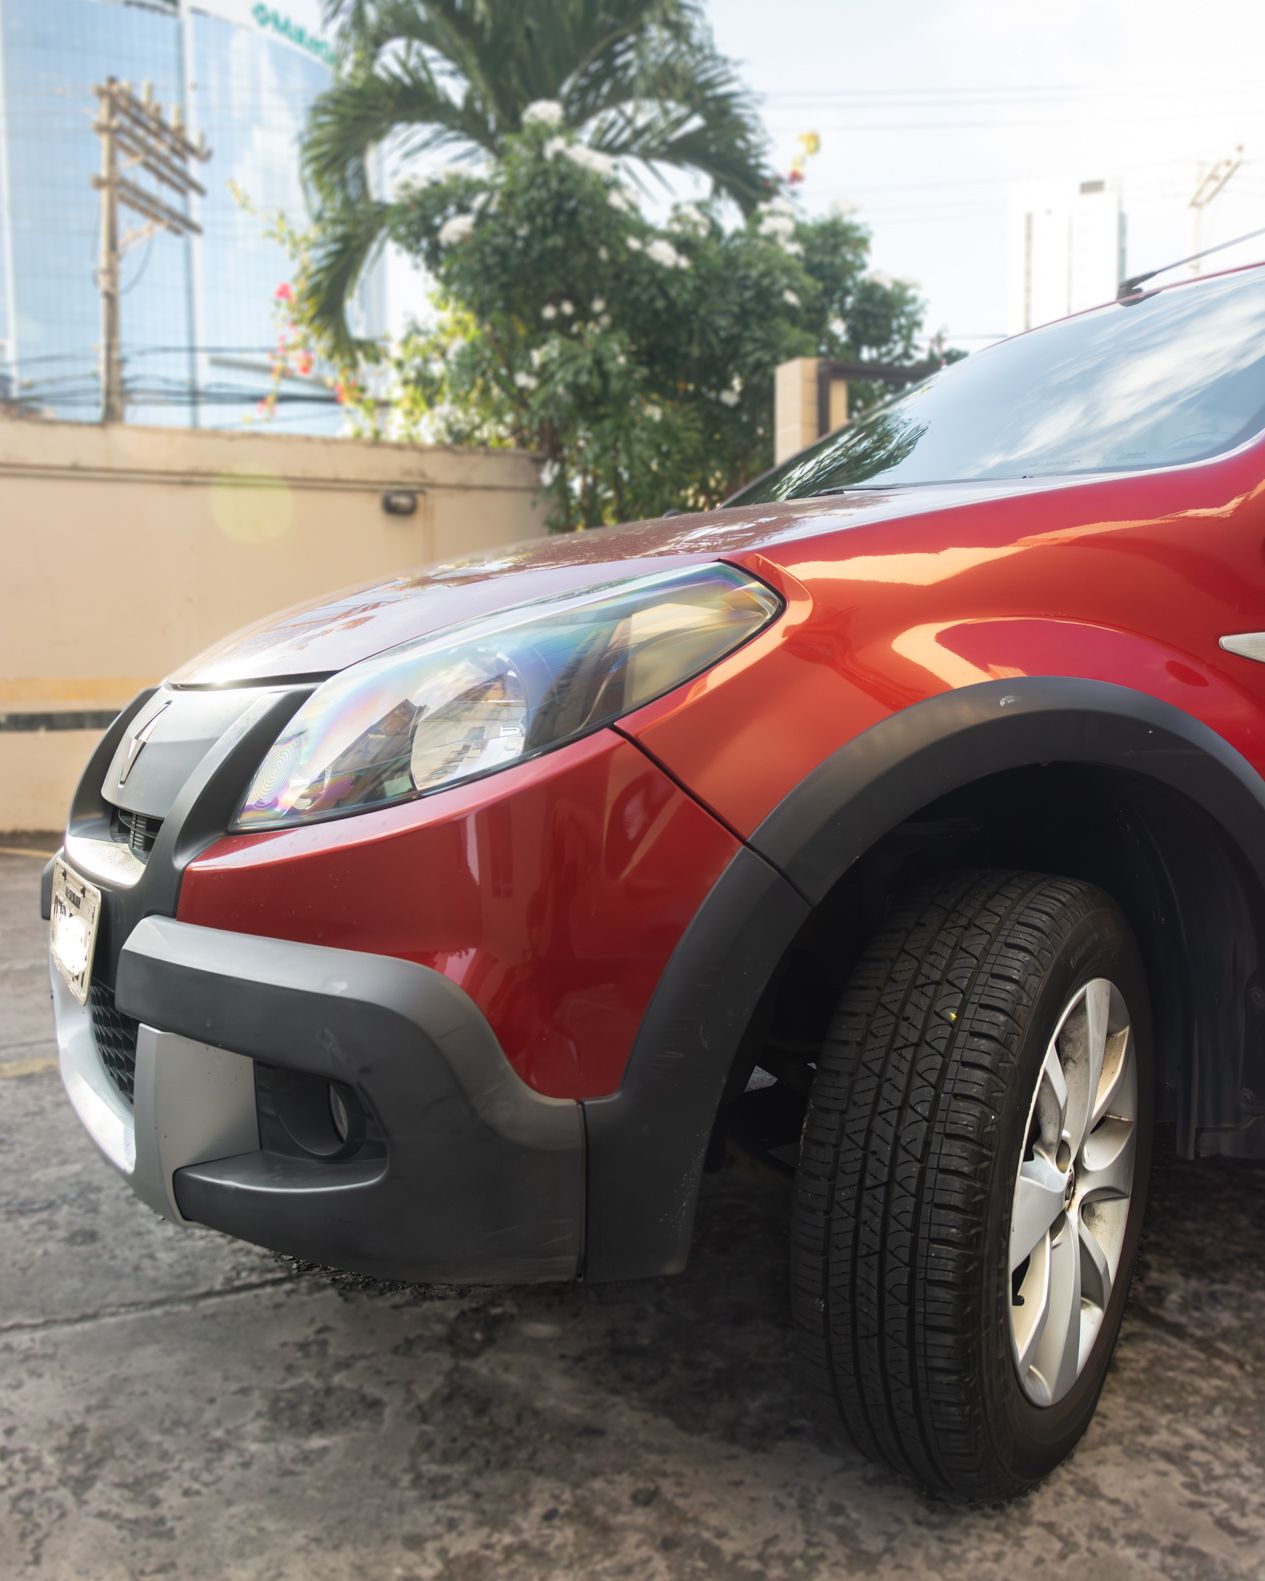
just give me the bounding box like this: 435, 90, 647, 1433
792, 870, 1153, 1498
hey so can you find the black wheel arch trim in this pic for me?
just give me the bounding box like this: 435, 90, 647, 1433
584, 677, 1265, 1281
754, 676, 1265, 906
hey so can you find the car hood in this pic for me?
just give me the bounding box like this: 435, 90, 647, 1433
170, 478, 1071, 686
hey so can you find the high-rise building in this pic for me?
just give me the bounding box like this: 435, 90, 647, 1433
0, 0, 384, 428
1007, 179, 1127, 335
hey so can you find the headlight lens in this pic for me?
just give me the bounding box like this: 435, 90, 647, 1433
233, 563, 782, 830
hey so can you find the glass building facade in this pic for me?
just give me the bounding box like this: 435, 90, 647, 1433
0, 0, 380, 429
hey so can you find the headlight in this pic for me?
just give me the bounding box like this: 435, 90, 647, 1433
233, 563, 782, 830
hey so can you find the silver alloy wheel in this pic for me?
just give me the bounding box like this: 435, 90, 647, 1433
1009, 977, 1138, 1407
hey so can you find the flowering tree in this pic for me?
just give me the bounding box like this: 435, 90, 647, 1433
273, 110, 931, 528
303, 0, 772, 351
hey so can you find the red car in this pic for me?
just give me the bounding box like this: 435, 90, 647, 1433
48, 263, 1265, 1498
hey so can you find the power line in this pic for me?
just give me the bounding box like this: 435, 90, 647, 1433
0, 345, 303, 369
118, 236, 156, 297
762, 113, 1260, 132
760, 78, 1265, 100
24, 385, 344, 409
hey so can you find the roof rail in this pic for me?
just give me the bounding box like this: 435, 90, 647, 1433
1118, 223, 1265, 299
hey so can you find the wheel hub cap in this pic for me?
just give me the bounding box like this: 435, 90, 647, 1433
1008, 977, 1138, 1407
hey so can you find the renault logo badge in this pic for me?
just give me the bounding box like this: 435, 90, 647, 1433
118, 700, 170, 786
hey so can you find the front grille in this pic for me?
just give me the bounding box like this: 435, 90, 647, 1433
111, 806, 163, 856
89, 983, 139, 1105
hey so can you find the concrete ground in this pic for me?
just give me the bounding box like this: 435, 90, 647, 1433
1, 847, 1262, 1581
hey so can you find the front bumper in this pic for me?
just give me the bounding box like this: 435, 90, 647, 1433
53, 911, 584, 1284
47, 677, 779, 1286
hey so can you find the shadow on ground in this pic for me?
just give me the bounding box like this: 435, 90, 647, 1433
2, 853, 1262, 1580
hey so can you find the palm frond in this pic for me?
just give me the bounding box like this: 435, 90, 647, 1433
304, 198, 395, 355
303, 60, 488, 199
577, 42, 771, 209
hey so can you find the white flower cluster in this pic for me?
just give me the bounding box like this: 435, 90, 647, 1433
543, 137, 620, 181
625, 232, 688, 268
606, 185, 638, 215
438, 213, 476, 247
568, 144, 619, 179
645, 237, 688, 270
718, 375, 743, 409
755, 195, 800, 248
523, 100, 565, 128
758, 212, 795, 243
669, 203, 709, 236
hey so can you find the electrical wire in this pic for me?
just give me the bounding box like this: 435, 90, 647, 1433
117, 236, 156, 297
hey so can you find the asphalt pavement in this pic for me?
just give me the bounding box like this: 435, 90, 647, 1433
1, 847, 1262, 1580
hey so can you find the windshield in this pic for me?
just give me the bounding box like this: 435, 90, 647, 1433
733, 267, 1265, 504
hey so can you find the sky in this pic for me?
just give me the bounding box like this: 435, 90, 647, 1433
708, 0, 1265, 349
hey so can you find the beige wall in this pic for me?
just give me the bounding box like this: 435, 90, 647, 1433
0, 420, 545, 832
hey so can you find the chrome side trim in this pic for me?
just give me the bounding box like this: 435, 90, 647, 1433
1219, 633, 1265, 663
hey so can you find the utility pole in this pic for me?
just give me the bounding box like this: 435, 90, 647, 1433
1188, 146, 1244, 276
92, 78, 211, 424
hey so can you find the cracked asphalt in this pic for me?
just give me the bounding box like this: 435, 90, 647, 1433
2, 847, 1263, 1580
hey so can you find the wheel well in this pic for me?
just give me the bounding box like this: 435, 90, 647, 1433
740, 763, 1265, 1157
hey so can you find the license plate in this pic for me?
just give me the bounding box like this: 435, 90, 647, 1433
50, 859, 102, 1006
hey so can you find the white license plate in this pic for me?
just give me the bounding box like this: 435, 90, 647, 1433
50, 859, 102, 1006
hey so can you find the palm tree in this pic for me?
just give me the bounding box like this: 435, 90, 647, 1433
303, 0, 772, 350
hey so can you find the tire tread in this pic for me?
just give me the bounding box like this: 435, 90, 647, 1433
792, 868, 1114, 1497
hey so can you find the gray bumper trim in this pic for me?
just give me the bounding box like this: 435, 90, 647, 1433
52, 965, 258, 1223
113, 917, 585, 1283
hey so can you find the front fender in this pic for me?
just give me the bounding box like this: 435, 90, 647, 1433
586, 677, 1265, 1282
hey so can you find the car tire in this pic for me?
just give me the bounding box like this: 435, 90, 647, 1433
792, 868, 1153, 1498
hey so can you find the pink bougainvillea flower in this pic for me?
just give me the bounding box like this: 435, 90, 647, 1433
275, 282, 294, 302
